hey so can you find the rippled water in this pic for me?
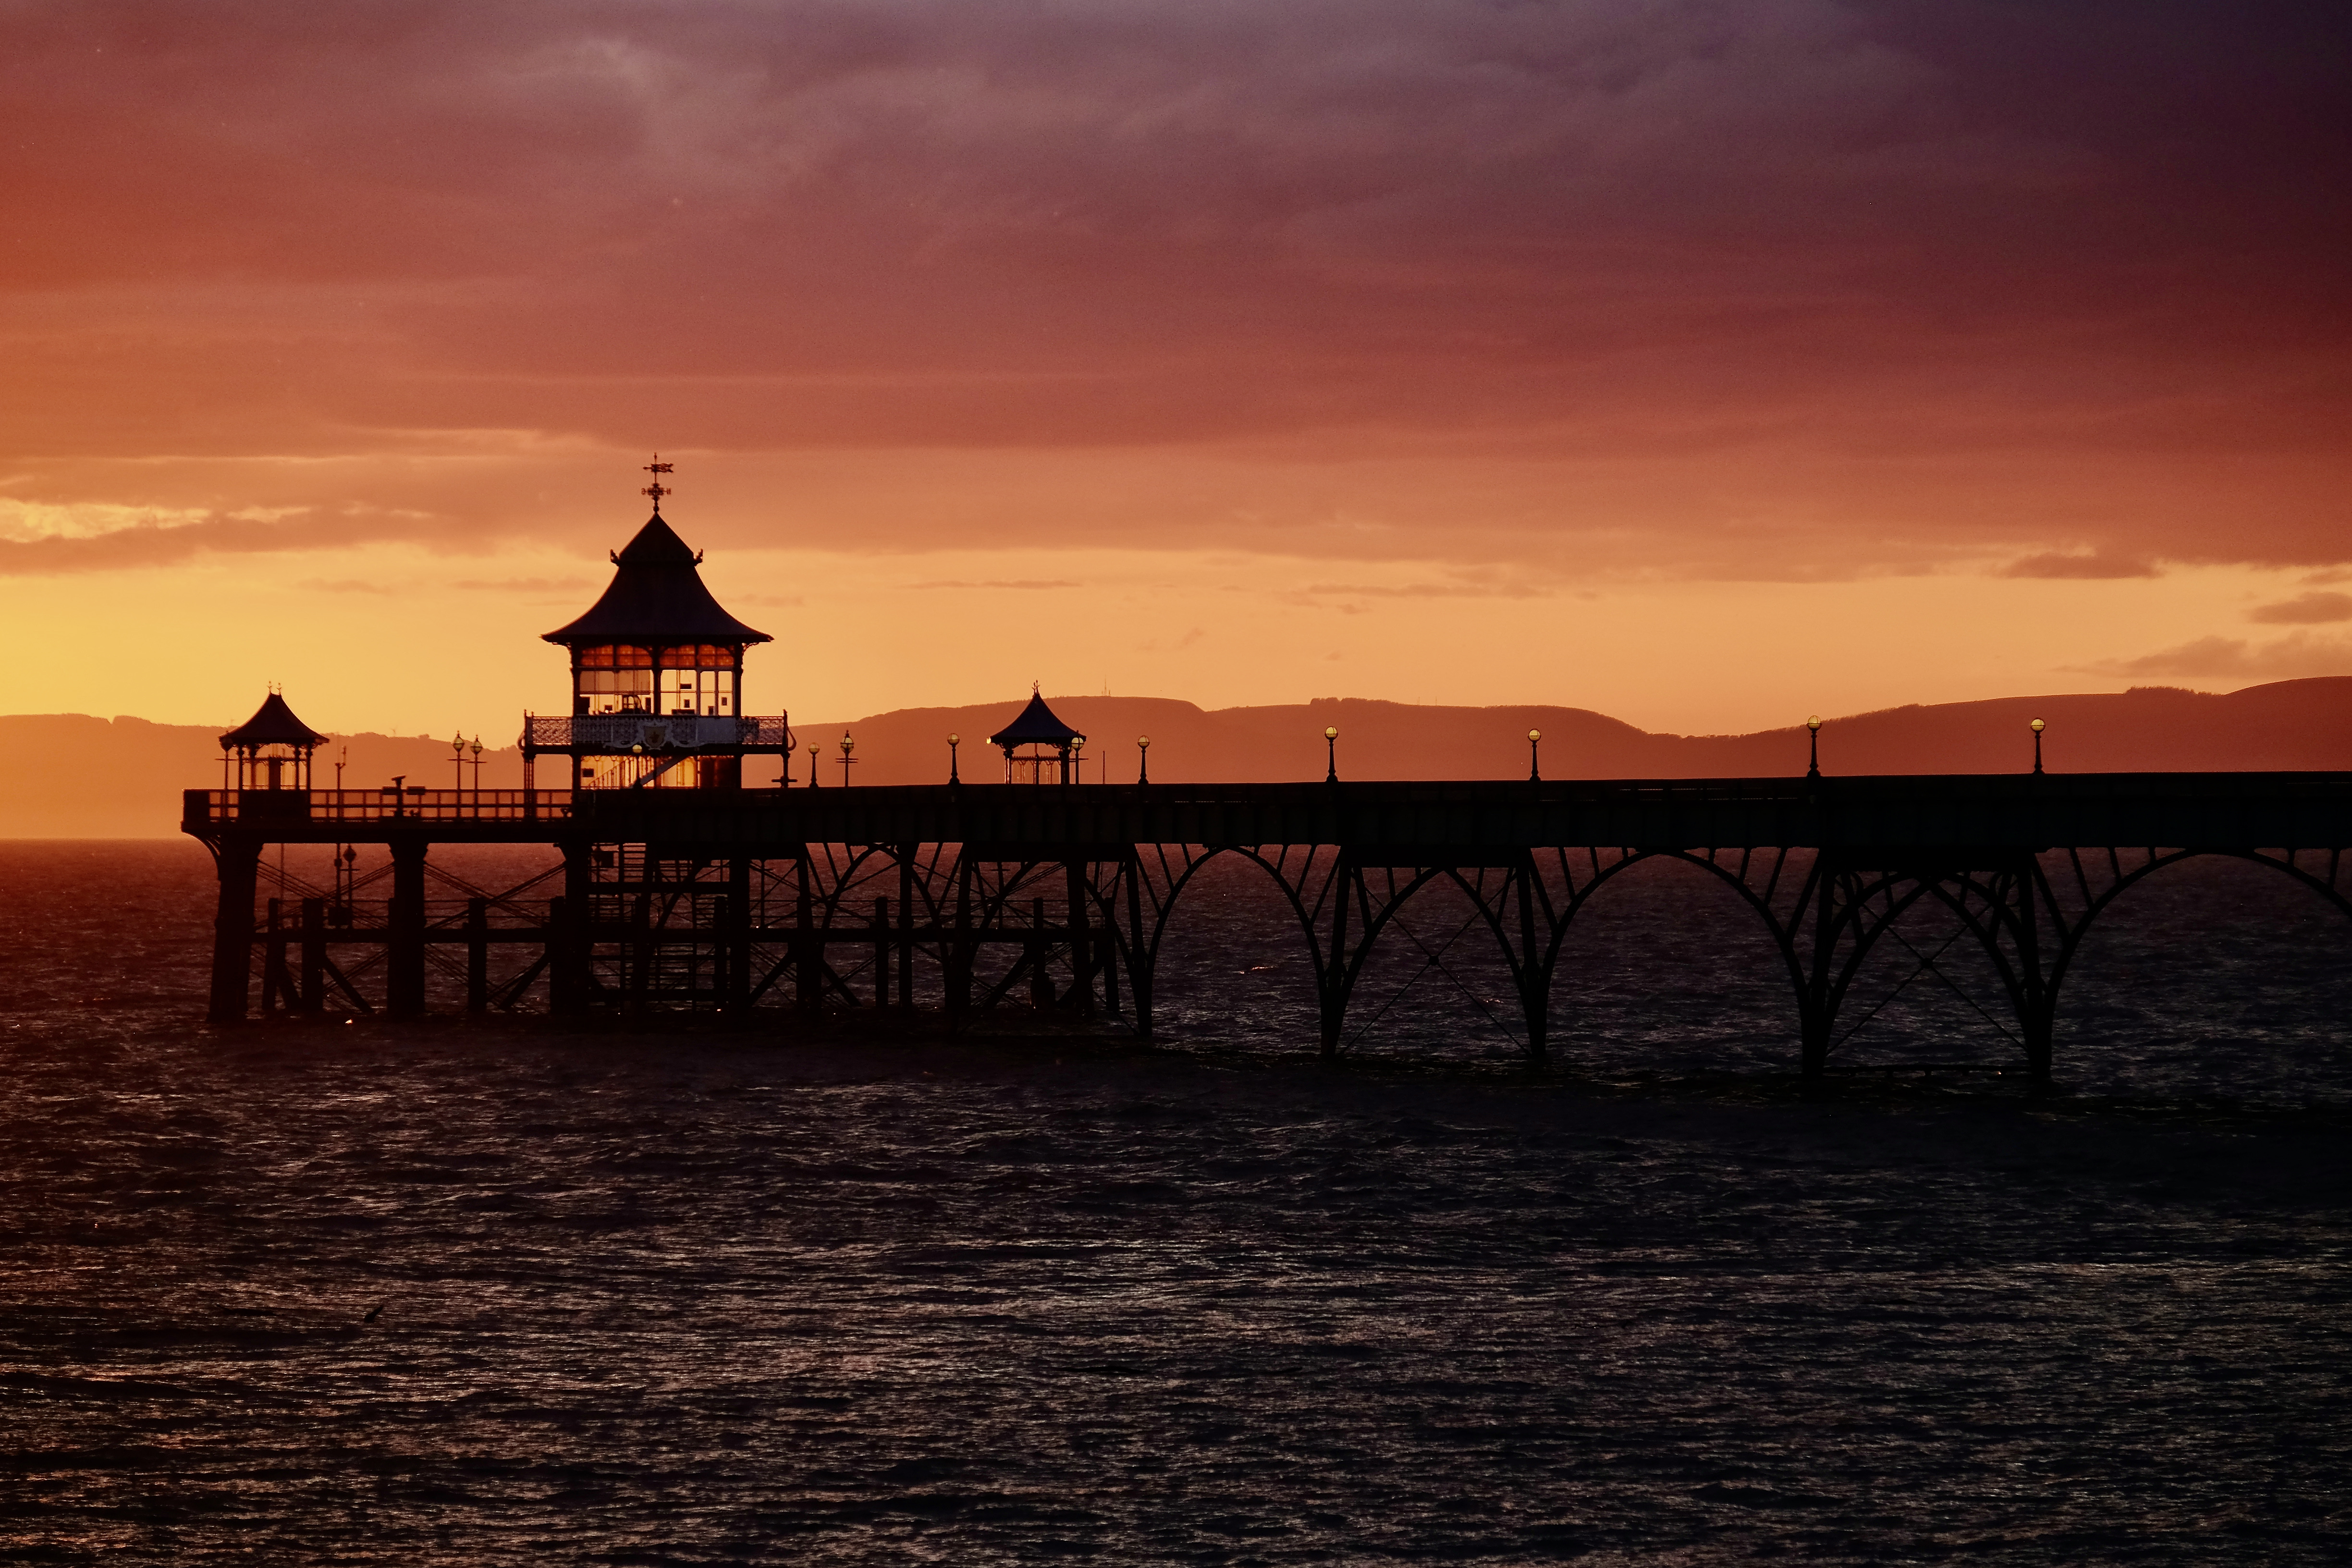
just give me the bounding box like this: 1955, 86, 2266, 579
3, 842, 2349, 1563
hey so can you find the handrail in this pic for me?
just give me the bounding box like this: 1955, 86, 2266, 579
521, 713, 793, 752
189, 789, 577, 823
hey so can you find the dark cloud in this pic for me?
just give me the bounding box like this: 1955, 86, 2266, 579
2250, 591, 2352, 625
2095, 631, 2352, 681
0, 511, 429, 574
0, 0, 2346, 572
449, 576, 594, 593
1298, 581, 1549, 600
908, 579, 1082, 591
1998, 552, 2161, 580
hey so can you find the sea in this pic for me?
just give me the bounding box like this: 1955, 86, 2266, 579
2, 840, 2348, 1564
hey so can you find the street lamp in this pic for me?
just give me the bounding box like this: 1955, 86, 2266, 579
1527, 727, 1543, 783
947, 731, 961, 784
808, 742, 821, 786
1324, 725, 1340, 784
838, 731, 857, 787
2031, 716, 2046, 775
1806, 714, 1823, 778
470, 735, 484, 807
1070, 733, 1086, 785
450, 730, 467, 794
1137, 735, 1151, 784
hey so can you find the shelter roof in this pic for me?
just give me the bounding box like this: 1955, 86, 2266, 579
220, 691, 327, 751
542, 515, 772, 646
988, 689, 1086, 748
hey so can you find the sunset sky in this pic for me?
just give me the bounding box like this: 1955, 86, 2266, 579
4, 0, 2347, 741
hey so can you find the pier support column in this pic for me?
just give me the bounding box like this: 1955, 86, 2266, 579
551, 841, 594, 1017
1066, 861, 1094, 1016
207, 834, 261, 1026
261, 898, 289, 1017
299, 897, 325, 1015
794, 854, 821, 1013
1029, 895, 1054, 1008
466, 897, 490, 1014
897, 848, 918, 1010
1126, 856, 1153, 1039
1316, 867, 1353, 1059
1516, 861, 1550, 1065
946, 856, 974, 1031
387, 838, 429, 1019
724, 854, 753, 1022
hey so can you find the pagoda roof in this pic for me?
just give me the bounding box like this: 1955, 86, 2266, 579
989, 689, 1085, 748
220, 691, 327, 750
542, 515, 772, 647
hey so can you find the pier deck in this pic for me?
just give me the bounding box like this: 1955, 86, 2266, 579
184, 774, 2352, 1082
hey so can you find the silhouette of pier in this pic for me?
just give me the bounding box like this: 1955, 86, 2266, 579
184, 772, 2352, 1084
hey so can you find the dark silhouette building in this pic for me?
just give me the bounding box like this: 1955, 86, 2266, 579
989, 688, 1087, 784
219, 690, 326, 792
524, 511, 792, 788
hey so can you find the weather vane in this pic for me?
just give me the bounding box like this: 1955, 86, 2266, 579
642, 453, 674, 514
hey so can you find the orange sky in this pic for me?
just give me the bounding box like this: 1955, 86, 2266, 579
3, 1, 2348, 741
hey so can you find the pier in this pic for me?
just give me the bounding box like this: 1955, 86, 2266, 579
183, 772, 2352, 1083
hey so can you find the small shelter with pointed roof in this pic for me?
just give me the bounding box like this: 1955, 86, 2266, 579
220, 691, 327, 791
989, 687, 1088, 784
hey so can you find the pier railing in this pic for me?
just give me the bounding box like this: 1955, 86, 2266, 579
520, 714, 793, 753
186, 788, 577, 824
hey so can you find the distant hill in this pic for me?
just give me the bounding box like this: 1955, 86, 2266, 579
9, 678, 2351, 837
800, 679, 2352, 786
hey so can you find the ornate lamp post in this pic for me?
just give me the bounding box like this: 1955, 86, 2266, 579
807, 742, 821, 786
470, 735, 484, 806
1806, 714, 1823, 778
1071, 733, 1086, 785
1137, 735, 1151, 784
450, 731, 467, 794
947, 731, 961, 784
2031, 716, 2046, 775
838, 731, 857, 787
1527, 727, 1543, 783
1324, 725, 1340, 783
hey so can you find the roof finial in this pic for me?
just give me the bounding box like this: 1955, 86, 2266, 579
642, 453, 674, 514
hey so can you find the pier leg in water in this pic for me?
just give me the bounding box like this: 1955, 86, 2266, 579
1317, 866, 1353, 1060
299, 897, 325, 1015
898, 849, 917, 1010
1516, 860, 1550, 1065
550, 841, 594, 1017
387, 839, 428, 1019
1066, 860, 1093, 1016
946, 857, 974, 1031
261, 898, 287, 1017
466, 897, 489, 1015
1126, 858, 1153, 1039
207, 835, 261, 1025
794, 854, 820, 1014
724, 855, 752, 1022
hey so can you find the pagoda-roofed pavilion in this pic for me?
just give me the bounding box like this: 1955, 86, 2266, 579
523, 466, 793, 789
220, 690, 327, 791
989, 687, 1088, 784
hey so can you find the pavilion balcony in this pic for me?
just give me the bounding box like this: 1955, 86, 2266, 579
522, 713, 793, 755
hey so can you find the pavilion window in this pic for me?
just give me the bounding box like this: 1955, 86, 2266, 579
656, 645, 738, 716
574, 647, 656, 714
